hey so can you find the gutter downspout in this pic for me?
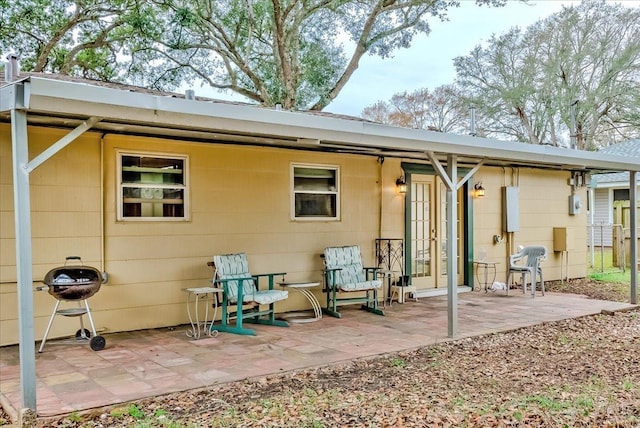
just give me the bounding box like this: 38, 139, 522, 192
100, 135, 106, 275
378, 156, 384, 239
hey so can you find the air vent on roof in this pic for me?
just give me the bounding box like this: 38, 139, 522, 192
4, 54, 20, 82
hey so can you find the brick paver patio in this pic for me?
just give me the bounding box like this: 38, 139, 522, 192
0, 290, 635, 419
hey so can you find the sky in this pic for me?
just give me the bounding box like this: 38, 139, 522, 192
325, 0, 574, 116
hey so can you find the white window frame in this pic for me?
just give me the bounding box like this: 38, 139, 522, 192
291, 163, 340, 221
117, 150, 190, 221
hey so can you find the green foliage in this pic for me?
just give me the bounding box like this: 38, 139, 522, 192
622, 377, 635, 391
128, 404, 145, 419
0, 0, 161, 81
588, 270, 631, 284
67, 411, 82, 422
391, 357, 405, 368
523, 394, 569, 412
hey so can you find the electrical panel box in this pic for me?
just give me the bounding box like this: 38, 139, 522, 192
553, 227, 573, 251
502, 186, 520, 232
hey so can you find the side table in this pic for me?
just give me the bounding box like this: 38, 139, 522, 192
279, 282, 322, 323
183, 287, 222, 339
378, 270, 400, 308
473, 261, 498, 292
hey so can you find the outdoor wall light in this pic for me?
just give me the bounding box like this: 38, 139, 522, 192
473, 182, 485, 198
396, 176, 407, 194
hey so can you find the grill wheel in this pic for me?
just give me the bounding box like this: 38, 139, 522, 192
90, 336, 106, 351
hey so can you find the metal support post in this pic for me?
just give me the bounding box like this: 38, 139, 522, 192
11, 102, 37, 411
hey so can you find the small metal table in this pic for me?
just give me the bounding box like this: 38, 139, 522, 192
279, 282, 322, 323
473, 261, 498, 292
183, 287, 222, 339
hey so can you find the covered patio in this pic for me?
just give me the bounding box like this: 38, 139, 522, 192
1, 74, 638, 419
0, 290, 634, 419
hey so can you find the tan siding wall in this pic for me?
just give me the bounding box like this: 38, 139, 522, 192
0, 123, 589, 346
98, 134, 385, 337
471, 168, 588, 283
1, 124, 104, 344
1, 126, 387, 345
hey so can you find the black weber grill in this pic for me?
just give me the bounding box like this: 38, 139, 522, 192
38, 256, 106, 352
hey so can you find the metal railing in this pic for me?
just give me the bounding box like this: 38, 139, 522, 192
375, 238, 404, 299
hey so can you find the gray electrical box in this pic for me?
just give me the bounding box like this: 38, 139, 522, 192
502, 186, 520, 232
568, 195, 582, 215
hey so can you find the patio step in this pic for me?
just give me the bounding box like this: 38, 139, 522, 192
412, 286, 472, 299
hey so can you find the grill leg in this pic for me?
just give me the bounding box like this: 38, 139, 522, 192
83, 299, 99, 337
76, 302, 89, 339
39, 300, 61, 353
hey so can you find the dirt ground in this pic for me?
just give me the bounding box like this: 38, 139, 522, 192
2, 278, 638, 427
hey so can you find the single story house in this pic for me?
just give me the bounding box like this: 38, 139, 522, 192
1, 72, 638, 413
589, 140, 640, 248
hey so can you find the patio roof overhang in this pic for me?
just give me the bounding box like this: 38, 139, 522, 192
1, 75, 637, 416
2, 76, 640, 174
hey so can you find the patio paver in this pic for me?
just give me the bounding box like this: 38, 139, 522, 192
0, 291, 635, 418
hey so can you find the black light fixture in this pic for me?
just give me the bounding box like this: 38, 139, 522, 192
473, 182, 485, 198
396, 176, 407, 194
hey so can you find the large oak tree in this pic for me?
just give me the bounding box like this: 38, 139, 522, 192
1, 0, 505, 110
454, 0, 640, 149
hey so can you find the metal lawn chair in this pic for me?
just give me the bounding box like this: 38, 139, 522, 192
210, 253, 289, 335
322, 245, 384, 318
507, 246, 547, 297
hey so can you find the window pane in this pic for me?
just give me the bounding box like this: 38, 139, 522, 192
614, 189, 629, 201
295, 194, 336, 217
123, 187, 184, 201
122, 156, 184, 184
294, 167, 336, 191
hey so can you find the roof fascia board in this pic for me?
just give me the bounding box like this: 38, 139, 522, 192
22, 77, 640, 172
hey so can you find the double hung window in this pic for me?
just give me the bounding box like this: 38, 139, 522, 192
117, 152, 189, 221
291, 164, 339, 220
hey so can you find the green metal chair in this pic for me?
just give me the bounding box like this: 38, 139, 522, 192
322, 245, 384, 318
211, 253, 289, 335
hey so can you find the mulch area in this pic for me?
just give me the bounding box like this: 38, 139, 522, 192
1, 278, 638, 427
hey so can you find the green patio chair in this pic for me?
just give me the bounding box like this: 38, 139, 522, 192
211, 253, 289, 335
322, 245, 384, 318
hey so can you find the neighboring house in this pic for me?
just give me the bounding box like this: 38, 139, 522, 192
1, 73, 639, 351
589, 140, 640, 246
